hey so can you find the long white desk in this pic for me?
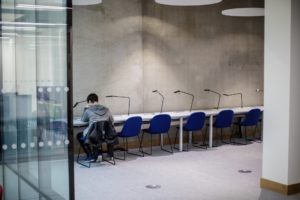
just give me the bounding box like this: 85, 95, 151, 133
73, 106, 263, 151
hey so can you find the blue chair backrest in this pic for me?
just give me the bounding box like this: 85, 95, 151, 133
148, 114, 172, 134
120, 116, 143, 137
184, 112, 206, 131
240, 109, 261, 126
214, 110, 234, 128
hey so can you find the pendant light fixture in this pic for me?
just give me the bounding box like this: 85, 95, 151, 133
154, 0, 222, 6
73, 0, 102, 6
222, 7, 264, 17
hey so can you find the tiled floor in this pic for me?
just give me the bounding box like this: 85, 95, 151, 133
75, 142, 300, 200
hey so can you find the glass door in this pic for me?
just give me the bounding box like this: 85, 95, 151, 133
0, 0, 73, 199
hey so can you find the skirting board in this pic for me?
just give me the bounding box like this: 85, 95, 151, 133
260, 178, 300, 195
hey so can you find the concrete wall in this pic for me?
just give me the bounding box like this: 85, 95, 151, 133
73, 0, 143, 115
73, 0, 264, 116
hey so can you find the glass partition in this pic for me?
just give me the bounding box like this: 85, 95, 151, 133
0, 0, 73, 199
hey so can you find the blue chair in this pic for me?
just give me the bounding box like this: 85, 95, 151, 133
46, 121, 68, 143
211, 110, 234, 146
116, 116, 143, 160
47, 121, 68, 137
174, 112, 207, 151
234, 109, 261, 144
141, 114, 173, 155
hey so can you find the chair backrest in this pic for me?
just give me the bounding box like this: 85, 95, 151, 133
214, 110, 234, 128
47, 121, 68, 133
240, 109, 261, 126
148, 114, 172, 134
120, 116, 143, 137
86, 120, 118, 145
184, 112, 206, 131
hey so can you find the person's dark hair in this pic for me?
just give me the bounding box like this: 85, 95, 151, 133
87, 93, 98, 103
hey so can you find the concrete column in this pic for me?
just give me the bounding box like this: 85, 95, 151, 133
262, 0, 300, 195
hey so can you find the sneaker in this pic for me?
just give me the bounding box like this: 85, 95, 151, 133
96, 155, 103, 162
84, 155, 95, 163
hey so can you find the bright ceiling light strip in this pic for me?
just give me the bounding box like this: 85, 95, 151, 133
154, 0, 222, 6
2, 26, 36, 31
22, 35, 64, 38
0, 21, 67, 26
1, 33, 17, 36
16, 4, 72, 10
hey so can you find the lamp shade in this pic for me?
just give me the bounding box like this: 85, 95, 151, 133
222, 8, 264, 17
73, 0, 102, 6
155, 0, 222, 6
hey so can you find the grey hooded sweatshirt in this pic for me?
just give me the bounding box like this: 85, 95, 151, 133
81, 104, 114, 136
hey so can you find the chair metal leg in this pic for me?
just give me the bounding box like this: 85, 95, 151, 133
253, 125, 257, 140
192, 130, 208, 150
168, 132, 173, 153
161, 132, 173, 154
174, 129, 189, 151
204, 126, 208, 145
141, 132, 153, 156
76, 145, 81, 163
150, 134, 153, 155
114, 138, 126, 161
102, 143, 116, 165
231, 125, 248, 145
174, 129, 178, 149
76, 145, 91, 168
186, 132, 189, 151
126, 136, 144, 157
254, 124, 262, 142
221, 128, 231, 144
230, 127, 233, 143
137, 135, 144, 156
102, 156, 116, 165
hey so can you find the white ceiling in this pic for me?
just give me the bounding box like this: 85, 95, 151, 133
222, 8, 264, 17
154, 0, 222, 6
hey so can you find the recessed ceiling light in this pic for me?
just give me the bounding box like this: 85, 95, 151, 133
155, 0, 222, 6
73, 0, 102, 6
222, 8, 264, 17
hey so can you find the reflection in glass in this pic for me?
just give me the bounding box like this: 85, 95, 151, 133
0, 0, 72, 199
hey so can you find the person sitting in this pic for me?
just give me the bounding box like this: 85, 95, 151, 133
76, 93, 114, 162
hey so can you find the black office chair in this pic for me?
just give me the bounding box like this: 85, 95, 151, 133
77, 120, 117, 168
